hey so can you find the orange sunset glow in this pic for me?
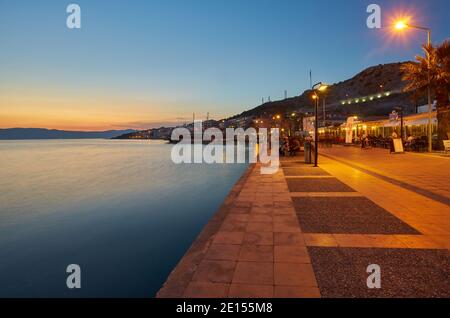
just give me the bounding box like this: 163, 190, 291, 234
0, 91, 228, 131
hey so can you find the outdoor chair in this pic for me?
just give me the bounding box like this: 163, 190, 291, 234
444, 140, 450, 155
414, 137, 428, 152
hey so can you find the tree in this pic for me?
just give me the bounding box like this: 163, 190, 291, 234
401, 40, 450, 150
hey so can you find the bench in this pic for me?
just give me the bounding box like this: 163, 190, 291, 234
444, 140, 450, 155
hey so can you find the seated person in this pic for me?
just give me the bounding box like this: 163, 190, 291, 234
279, 137, 289, 156
404, 135, 415, 150
289, 138, 301, 155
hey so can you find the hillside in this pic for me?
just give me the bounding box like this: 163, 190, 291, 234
235, 62, 423, 119
0, 128, 137, 140
114, 62, 425, 140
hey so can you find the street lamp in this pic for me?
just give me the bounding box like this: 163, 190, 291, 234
311, 82, 328, 167
394, 106, 404, 140
394, 20, 433, 152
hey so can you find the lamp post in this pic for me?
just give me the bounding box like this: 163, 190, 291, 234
395, 21, 433, 152
312, 82, 328, 167
394, 106, 404, 140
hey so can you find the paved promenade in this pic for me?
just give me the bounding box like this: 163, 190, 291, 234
320, 145, 450, 203
157, 150, 450, 298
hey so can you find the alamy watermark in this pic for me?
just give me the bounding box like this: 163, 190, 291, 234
170, 121, 280, 174
66, 4, 81, 29
367, 264, 381, 289
64, 4, 383, 30
66, 264, 81, 289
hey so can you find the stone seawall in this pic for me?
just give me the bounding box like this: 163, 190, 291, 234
156, 164, 256, 297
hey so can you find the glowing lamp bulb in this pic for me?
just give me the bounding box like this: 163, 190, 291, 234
395, 21, 407, 30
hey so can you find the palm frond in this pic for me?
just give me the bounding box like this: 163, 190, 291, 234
402, 40, 450, 94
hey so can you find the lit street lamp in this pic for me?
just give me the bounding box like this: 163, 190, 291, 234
312, 82, 328, 167
394, 106, 404, 140
395, 20, 433, 152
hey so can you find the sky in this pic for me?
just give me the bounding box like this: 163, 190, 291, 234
0, 0, 449, 131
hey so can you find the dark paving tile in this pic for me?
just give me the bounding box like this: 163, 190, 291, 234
287, 178, 354, 192
293, 197, 419, 234
308, 247, 450, 298
283, 167, 330, 177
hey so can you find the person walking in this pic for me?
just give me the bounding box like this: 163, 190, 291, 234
361, 133, 367, 149
390, 130, 398, 153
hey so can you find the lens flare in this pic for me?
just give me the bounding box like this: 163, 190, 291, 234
395, 21, 408, 30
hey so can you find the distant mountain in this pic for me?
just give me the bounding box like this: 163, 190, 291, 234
0, 128, 137, 140
234, 62, 424, 119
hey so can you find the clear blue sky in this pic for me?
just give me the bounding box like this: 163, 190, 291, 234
0, 0, 449, 130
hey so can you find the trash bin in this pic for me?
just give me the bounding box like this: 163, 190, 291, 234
304, 141, 311, 164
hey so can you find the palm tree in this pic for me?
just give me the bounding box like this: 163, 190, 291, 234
401, 40, 450, 150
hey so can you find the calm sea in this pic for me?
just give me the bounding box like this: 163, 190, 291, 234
0, 139, 248, 297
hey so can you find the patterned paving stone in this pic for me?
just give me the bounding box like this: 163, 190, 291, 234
274, 246, 311, 263
183, 282, 229, 298
274, 263, 318, 287
243, 232, 274, 245
232, 262, 274, 285
320, 146, 450, 202
303, 233, 338, 247
287, 178, 355, 192
239, 245, 273, 262
160, 155, 449, 298
192, 260, 237, 284
293, 197, 420, 234
205, 244, 241, 261
248, 214, 272, 222
246, 222, 273, 232
274, 232, 306, 246
220, 220, 248, 232
308, 247, 450, 298
274, 286, 321, 298
213, 231, 245, 244
228, 284, 273, 298
273, 221, 302, 233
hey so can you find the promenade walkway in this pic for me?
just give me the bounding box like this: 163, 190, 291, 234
157, 150, 450, 298
320, 145, 450, 203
